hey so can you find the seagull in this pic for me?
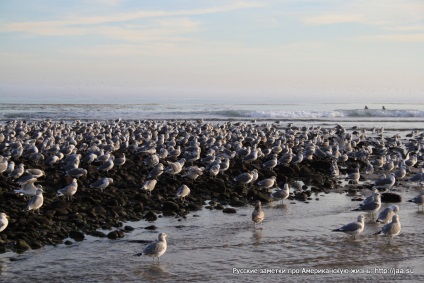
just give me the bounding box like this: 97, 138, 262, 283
181, 166, 204, 182
271, 183, 290, 203
257, 176, 277, 191
114, 153, 126, 168
233, 170, 254, 187
97, 156, 115, 173
90, 177, 114, 191
14, 178, 39, 197
0, 158, 8, 174
164, 158, 185, 178
57, 178, 78, 200
208, 164, 220, 178
347, 167, 360, 184
408, 191, 424, 211
408, 168, 424, 185
147, 163, 164, 179
376, 205, 399, 224
262, 154, 278, 171
134, 233, 168, 263
352, 192, 381, 220
0, 213, 8, 233
332, 215, 365, 240
8, 163, 24, 179
24, 187, 44, 214
252, 200, 265, 229
66, 168, 88, 178
374, 215, 401, 244
374, 173, 396, 191
175, 184, 190, 202
140, 179, 157, 195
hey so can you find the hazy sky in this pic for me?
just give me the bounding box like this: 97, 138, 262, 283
0, 0, 423, 102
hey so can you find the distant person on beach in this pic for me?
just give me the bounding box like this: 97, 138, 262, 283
364, 106, 368, 110
382, 106, 386, 110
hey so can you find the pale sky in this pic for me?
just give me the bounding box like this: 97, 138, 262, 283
0, 0, 423, 102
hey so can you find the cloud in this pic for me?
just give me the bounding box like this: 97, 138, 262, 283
0, 1, 264, 35
359, 33, 424, 42
303, 14, 364, 25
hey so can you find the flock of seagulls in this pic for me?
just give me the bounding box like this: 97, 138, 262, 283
1, 118, 424, 260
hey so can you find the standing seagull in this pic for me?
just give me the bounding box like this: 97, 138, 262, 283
0, 213, 8, 233
408, 191, 424, 211
257, 176, 277, 191
175, 184, 190, 202
374, 215, 401, 244
97, 156, 115, 173
140, 179, 157, 195
352, 192, 381, 220
24, 187, 44, 214
332, 215, 365, 240
271, 183, 290, 203
234, 170, 254, 188
347, 167, 360, 184
252, 200, 265, 229
376, 205, 399, 224
57, 178, 78, 200
374, 173, 396, 191
90, 177, 114, 191
134, 233, 168, 263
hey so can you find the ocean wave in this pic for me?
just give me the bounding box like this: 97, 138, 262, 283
209, 109, 424, 119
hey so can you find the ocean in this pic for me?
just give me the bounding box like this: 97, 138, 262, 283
1, 96, 424, 282
1, 99, 424, 131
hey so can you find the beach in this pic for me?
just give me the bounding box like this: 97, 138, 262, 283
0, 109, 424, 282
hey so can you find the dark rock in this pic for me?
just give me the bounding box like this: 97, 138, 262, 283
124, 226, 134, 232
87, 231, 107, 238
69, 230, 85, 241
222, 208, 237, 214
381, 193, 402, 203
144, 211, 158, 222
162, 201, 179, 212
229, 199, 246, 207
144, 225, 157, 230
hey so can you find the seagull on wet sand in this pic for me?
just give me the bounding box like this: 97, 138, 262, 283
271, 183, 290, 203
252, 200, 265, 229
134, 233, 168, 263
408, 191, 424, 211
332, 215, 365, 240
374, 215, 401, 244
376, 205, 399, 224
352, 192, 381, 220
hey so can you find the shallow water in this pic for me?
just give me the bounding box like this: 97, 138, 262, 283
1, 183, 424, 282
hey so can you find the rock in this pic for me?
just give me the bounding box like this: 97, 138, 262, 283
124, 226, 134, 232
87, 231, 107, 238
222, 208, 237, 214
144, 211, 158, 222
69, 230, 85, 241
229, 199, 246, 207
144, 225, 157, 230
381, 193, 402, 203
162, 201, 179, 212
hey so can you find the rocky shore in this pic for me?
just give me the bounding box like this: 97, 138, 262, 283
0, 119, 416, 253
